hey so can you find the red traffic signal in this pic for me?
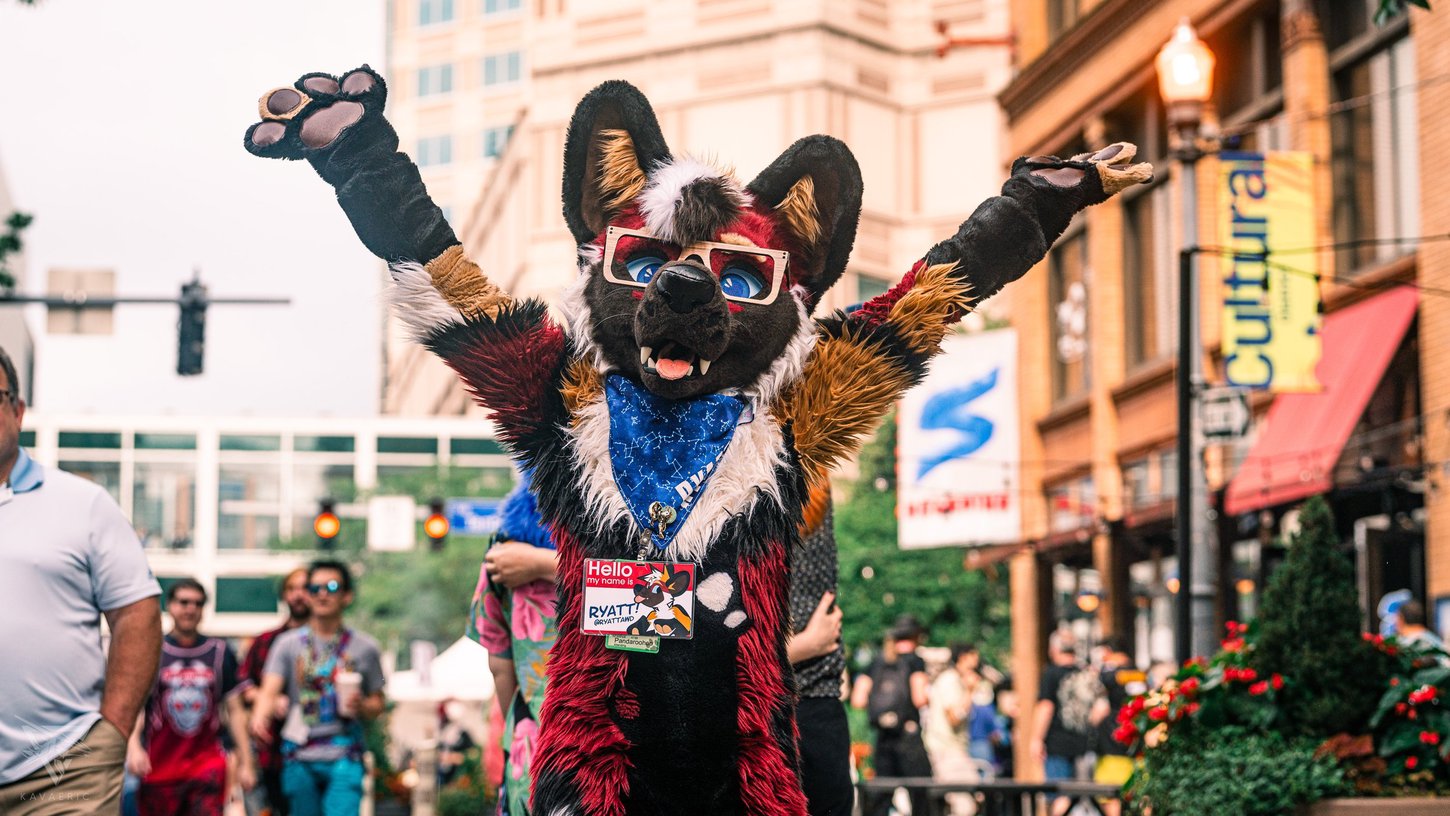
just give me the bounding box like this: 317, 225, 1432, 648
425, 498, 449, 550
314, 499, 341, 545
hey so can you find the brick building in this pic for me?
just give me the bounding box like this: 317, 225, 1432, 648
999, 0, 1439, 778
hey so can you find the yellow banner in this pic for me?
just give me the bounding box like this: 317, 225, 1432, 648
1218, 151, 1322, 392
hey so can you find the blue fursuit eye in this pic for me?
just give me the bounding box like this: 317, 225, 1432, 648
626, 255, 666, 284
720, 264, 766, 299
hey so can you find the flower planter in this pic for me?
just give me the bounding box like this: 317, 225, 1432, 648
1302, 798, 1450, 815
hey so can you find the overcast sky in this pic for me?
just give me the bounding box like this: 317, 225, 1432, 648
0, 0, 388, 417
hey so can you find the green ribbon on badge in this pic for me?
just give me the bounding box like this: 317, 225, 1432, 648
606, 634, 660, 654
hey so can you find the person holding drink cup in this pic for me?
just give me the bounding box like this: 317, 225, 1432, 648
250, 561, 384, 816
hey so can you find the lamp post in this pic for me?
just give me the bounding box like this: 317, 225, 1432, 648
1157, 18, 1217, 664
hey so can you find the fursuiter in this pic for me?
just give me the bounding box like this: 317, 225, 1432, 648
243, 67, 1151, 816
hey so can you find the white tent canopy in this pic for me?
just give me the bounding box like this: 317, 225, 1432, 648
387, 637, 495, 702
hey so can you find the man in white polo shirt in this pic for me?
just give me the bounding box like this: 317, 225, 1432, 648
0, 346, 162, 814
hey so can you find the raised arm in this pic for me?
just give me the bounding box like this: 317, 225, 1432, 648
243, 67, 568, 454
789, 145, 1151, 481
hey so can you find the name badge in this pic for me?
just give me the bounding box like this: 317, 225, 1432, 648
582, 559, 696, 642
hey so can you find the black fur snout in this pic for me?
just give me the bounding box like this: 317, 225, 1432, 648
655, 261, 717, 314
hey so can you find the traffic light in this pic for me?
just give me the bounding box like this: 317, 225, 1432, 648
424, 497, 449, 551
177, 278, 208, 376
314, 498, 341, 548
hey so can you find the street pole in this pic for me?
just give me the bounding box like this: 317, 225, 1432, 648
1160, 16, 1218, 665
1173, 146, 1217, 664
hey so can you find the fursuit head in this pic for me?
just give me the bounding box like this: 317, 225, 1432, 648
244, 66, 1151, 816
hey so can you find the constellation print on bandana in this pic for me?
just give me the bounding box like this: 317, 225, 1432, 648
606, 374, 747, 550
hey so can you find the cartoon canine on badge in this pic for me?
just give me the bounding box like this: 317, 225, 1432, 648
244, 64, 1149, 815
627, 564, 693, 638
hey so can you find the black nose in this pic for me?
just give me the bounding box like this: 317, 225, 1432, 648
655, 262, 717, 314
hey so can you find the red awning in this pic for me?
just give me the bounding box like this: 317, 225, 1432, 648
1223, 286, 1418, 516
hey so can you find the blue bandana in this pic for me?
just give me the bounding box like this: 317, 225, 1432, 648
606, 374, 746, 551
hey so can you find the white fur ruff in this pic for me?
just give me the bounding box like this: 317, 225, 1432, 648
745, 291, 816, 406
559, 264, 610, 371
638, 156, 748, 244
386, 262, 465, 339
564, 385, 790, 563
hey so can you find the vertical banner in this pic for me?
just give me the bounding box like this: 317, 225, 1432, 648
1219, 151, 1322, 392
897, 329, 1020, 549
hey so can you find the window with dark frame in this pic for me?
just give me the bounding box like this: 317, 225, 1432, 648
1323, 1, 1418, 275
1049, 228, 1090, 403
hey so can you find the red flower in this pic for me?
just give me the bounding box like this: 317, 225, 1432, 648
1407, 756, 1420, 770
1148, 706, 1169, 722
1222, 638, 1245, 653
1249, 681, 1270, 696
1391, 677, 1401, 686
1239, 668, 1258, 683
1112, 723, 1138, 745
1184, 702, 1200, 716
1410, 709, 1419, 720
1408, 686, 1438, 705
1181, 677, 1200, 695
1396, 703, 1409, 715
1270, 674, 1284, 690
1420, 731, 1441, 746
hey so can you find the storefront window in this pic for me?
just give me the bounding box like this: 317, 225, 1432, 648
59, 460, 122, 505
1046, 475, 1096, 533
218, 462, 282, 551
133, 462, 197, 550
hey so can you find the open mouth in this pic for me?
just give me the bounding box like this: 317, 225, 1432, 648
640, 341, 713, 381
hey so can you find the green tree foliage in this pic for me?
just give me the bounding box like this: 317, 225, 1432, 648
1253, 496, 1386, 735
0, 212, 33, 291
834, 413, 1011, 665
271, 464, 514, 662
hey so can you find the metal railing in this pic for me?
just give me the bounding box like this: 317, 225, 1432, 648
856, 776, 1123, 816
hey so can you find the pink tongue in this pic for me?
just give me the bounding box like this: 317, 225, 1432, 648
655, 357, 693, 380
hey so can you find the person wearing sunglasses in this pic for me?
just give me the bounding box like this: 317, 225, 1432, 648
0, 344, 163, 815
127, 578, 255, 815
239, 567, 312, 816
251, 561, 384, 816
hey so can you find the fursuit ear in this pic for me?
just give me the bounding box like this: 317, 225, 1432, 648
562, 80, 672, 244
746, 136, 862, 311
665, 571, 692, 596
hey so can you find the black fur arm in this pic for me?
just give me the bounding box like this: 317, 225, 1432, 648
922, 143, 1152, 307
787, 144, 1151, 481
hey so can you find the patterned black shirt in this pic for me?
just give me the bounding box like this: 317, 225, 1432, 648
790, 506, 845, 698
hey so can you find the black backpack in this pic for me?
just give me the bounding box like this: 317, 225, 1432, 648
866, 659, 915, 731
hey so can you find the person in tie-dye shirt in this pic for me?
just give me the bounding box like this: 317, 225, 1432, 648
466, 475, 558, 816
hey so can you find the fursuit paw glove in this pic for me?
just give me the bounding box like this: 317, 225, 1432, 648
243, 65, 458, 265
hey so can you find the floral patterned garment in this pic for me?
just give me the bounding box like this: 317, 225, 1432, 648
467, 559, 558, 816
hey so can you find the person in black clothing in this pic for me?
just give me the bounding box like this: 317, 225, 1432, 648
787, 491, 852, 816
436, 699, 477, 788
1089, 635, 1145, 815
851, 615, 932, 816
1033, 630, 1093, 816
